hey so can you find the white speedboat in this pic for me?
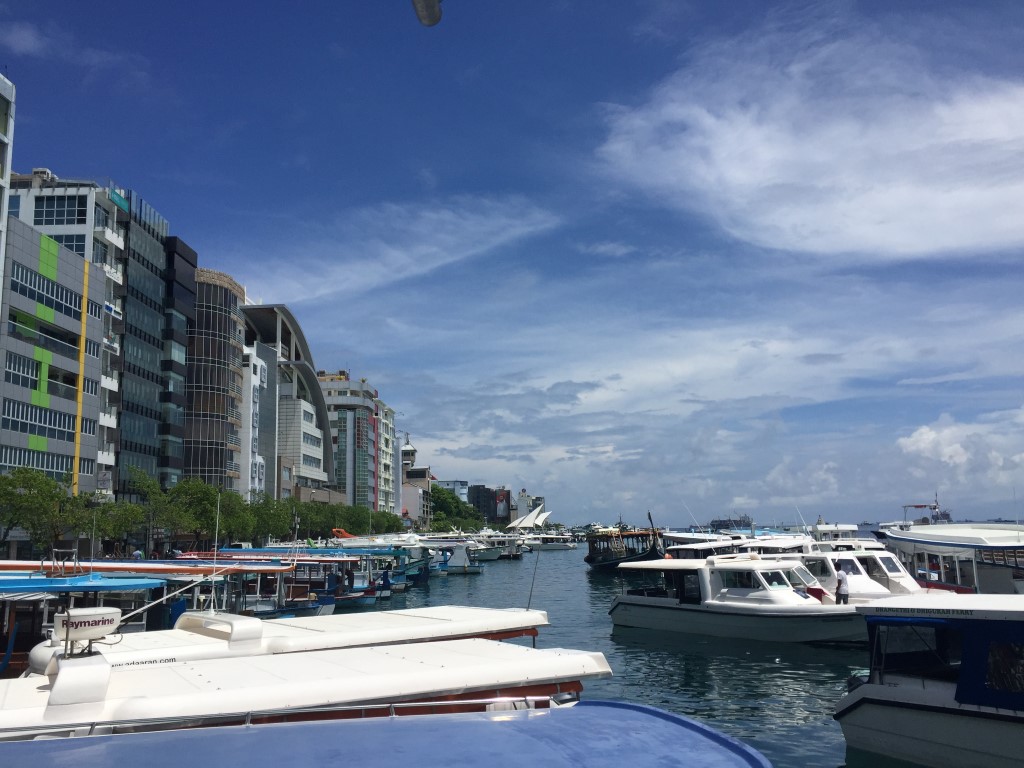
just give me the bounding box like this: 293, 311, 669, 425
0, 628, 611, 740
609, 554, 864, 643
23, 605, 550, 675
835, 593, 1024, 768
522, 534, 578, 551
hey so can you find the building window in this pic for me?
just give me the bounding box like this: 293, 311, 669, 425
1, 398, 78, 443
302, 411, 314, 424
7, 194, 19, 219
93, 239, 109, 265
34, 195, 88, 226
302, 433, 322, 448
51, 234, 87, 256
302, 454, 322, 469
83, 378, 99, 396
8, 261, 84, 321
85, 339, 100, 358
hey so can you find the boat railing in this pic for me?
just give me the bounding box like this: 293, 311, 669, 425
0, 694, 577, 742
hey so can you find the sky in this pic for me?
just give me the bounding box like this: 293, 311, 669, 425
3, 1, 1024, 528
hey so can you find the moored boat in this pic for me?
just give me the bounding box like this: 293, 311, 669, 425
584, 526, 663, 572
0, 699, 772, 767
834, 593, 1024, 768
609, 554, 864, 643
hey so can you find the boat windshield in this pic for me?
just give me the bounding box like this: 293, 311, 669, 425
786, 564, 818, 587
758, 570, 792, 590
834, 558, 863, 575
876, 555, 904, 574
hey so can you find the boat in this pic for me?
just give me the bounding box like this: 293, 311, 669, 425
609, 554, 865, 643
0, 625, 612, 739
834, 593, 1024, 768
584, 525, 664, 572
22, 604, 553, 675
522, 533, 578, 551
883, 522, 1024, 594
0, 699, 772, 767
444, 544, 484, 575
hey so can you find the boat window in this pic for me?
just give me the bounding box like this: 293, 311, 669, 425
759, 570, 791, 590
875, 624, 962, 682
718, 570, 756, 589
856, 556, 887, 580
835, 558, 861, 575
787, 565, 818, 587
679, 572, 702, 604
986, 642, 1024, 693
876, 555, 903, 574
802, 558, 830, 579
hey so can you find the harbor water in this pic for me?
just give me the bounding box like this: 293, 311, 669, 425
386, 547, 872, 768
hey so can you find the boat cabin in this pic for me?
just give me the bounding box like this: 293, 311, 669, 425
856, 594, 1024, 711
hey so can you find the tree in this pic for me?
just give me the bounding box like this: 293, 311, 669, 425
12, 471, 88, 552
429, 485, 482, 532
129, 467, 196, 539
250, 493, 292, 543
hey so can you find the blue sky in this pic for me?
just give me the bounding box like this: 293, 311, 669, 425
4, 2, 1024, 527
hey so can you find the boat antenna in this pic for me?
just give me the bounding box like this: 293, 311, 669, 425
210, 487, 222, 613
794, 505, 809, 531
681, 501, 704, 533
526, 540, 541, 611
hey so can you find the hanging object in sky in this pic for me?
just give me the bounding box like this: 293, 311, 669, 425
412, 0, 442, 26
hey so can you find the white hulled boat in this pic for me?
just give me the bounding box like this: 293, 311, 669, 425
23, 605, 550, 675
835, 593, 1024, 768
609, 554, 864, 643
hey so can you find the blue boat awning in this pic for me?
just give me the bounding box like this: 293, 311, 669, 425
0, 700, 771, 767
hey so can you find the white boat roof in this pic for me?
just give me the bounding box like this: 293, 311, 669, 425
856, 593, 1024, 621
885, 523, 1024, 548
0, 639, 610, 732
28, 606, 551, 673
619, 556, 805, 572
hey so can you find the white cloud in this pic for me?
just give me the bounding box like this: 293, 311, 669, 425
897, 410, 1024, 486
232, 196, 560, 304
597, 17, 1024, 258
0, 21, 48, 55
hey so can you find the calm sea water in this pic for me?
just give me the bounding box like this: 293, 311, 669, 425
384, 547, 882, 768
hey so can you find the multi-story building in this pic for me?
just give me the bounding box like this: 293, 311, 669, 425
435, 479, 468, 504
0, 74, 13, 283
1, 216, 105, 495
185, 268, 246, 492
242, 305, 335, 500
7, 169, 131, 499
400, 437, 432, 528
318, 370, 394, 511
469, 484, 502, 526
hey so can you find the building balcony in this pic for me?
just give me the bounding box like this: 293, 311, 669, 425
98, 408, 118, 429
104, 301, 123, 320
101, 373, 119, 392
97, 445, 116, 467
102, 262, 124, 285
226, 433, 241, 448
94, 224, 125, 251
103, 335, 120, 355
7, 320, 78, 361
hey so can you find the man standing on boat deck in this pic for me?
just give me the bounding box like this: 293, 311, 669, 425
835, 564, 850, 605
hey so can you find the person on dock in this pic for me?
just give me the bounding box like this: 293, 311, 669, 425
345, 567, 355, 593
835, 563, 850, 605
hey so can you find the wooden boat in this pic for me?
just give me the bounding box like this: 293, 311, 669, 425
584, 527, 663, 572
609, 554, 864, 643
835, 593, 1024, 768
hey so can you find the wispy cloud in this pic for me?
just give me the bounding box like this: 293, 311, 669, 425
598, 12, 1024, 258
231, 195, 560, 304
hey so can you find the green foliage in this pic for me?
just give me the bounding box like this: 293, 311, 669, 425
250, 493, 292, 543
428, 485, 482, 532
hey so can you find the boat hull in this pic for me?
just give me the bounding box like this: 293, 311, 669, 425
836, 678, 1024, 768
609, 596, 865, 643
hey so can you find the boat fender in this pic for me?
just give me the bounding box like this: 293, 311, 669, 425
749, 552, 760, 560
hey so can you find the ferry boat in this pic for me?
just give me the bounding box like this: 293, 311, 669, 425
883, 522, 1024, 594
609, 554, 864, 643
834, 593, 1024, 768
